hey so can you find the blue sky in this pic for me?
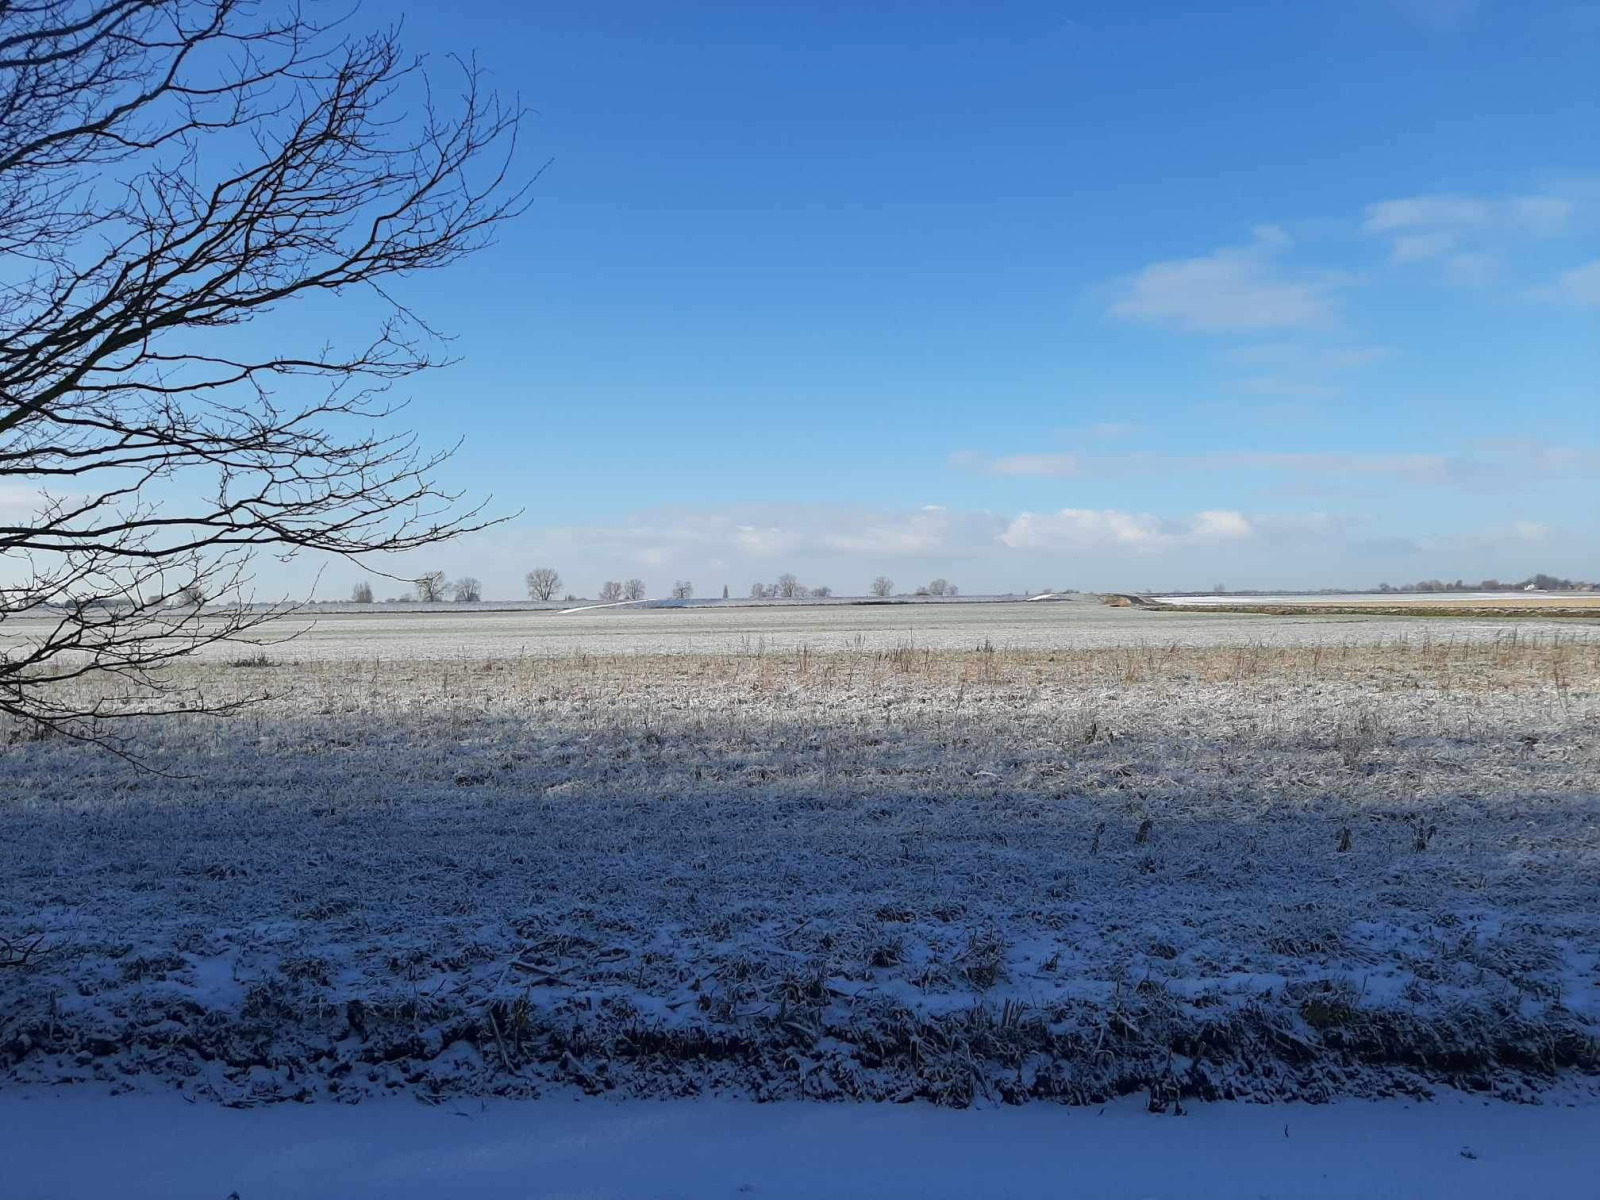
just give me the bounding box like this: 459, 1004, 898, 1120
297, 0, 1597, 597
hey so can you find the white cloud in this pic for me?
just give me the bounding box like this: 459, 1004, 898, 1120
1508, 195, 1574, 236
1443, 251, 1497, 286
1391, 231, 1457, 262
1224, 344, 1392, 371
1363, 194, 1493, 233
953, 447, 1457, 484
1540, 258, 1600, 305
1000, 508, 1254, 552
0, 483, 50, 520
542, 505, 1009, 567
1110, 227, 1344, 332
1365, 192, 1577, 283
1085, 421, 1139, 439
1228, 377, 1341, 399
953, 452, 1081, 478
1202, 451, 1453, 483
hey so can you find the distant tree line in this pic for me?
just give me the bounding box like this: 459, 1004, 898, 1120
1375, 574, 1591, 593
340, 568, 981, 606
748, 573, 831, 599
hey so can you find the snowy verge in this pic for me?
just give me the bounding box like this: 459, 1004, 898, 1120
4, 1087, 1599, 1200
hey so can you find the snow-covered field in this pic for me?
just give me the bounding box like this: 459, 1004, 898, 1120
1155, 592, 1600, 609
8, 1086, 1598, 1199
3, 603, 1597, 1122
2, 594, 1588, 663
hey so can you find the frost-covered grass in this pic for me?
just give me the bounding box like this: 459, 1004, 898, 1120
2, 627, 1598, 1107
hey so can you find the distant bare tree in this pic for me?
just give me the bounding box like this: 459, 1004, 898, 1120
750, 582, 766, 598
525, 568, 562, 601
175, 584, 205, 608
452, 576, 482, 603
0, 1, 528, 744
776, 573, 802, 598
351, 581, 375, 604
671, 580, 694, 600
416, 572, 449, 603
926, 579, 951, 597
947, 585, 959, 597
599, 580, 623, 603
871, 576, 894, 598
811, 585, 832, 598
623, 578, 647, 601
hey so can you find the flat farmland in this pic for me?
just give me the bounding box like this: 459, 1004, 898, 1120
2, 604, 1598, 1108
0, 595, 1590, 664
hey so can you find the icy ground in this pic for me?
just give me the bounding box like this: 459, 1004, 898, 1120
3, 631, 1597, 1109
6, 1087, 1598, 1199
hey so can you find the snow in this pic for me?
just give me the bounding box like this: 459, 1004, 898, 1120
1156, 593, 1596, 607
4, 1088, 1597, 1199
5, 596, 1590, 662
3, 624, 1596, 1108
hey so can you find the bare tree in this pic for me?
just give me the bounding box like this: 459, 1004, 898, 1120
776, 573, 801, 599
452, 576, 481, 603
749, 581, 766, 599
598, 580, 623, 603
351, 581, 374, 604
871, 576, 894, 598
926, 579, 951, 597
0, 1, 529, 744
670, 580, 694, 600
175, 583, 205, 608
416, 571, 449, 603
810, 585, 831, 598
525, 567, 562, 601
623, 578, 646, 601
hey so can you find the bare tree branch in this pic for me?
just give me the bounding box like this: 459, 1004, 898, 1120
0, 0, 532, 753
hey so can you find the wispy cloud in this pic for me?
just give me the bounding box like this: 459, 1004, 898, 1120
1443, 250, 1498, 286
1202, 451, 1454, 482
1227, 377, 1342, 400
1390, 231, 1459, 262
1223, 344, 1393, 371
1364, 194, 1495, 234
1536, 258, 1600, 305
539, 504, 1010, 567
1364, 191, 1575, 283
1110, 226, 1347, 333
954, 440, 1600, 489
949, 450, 1082, 477
1507, 195, 1576, 235
953, 448, 1457, 484
1000, 508, 1254, 552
